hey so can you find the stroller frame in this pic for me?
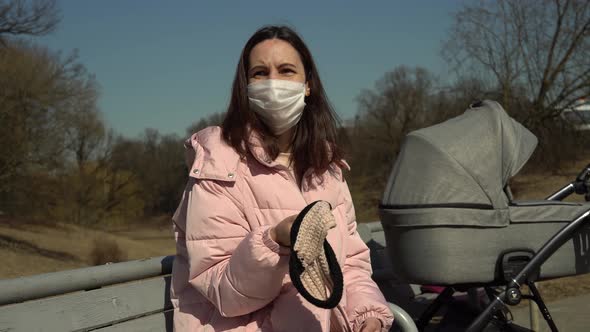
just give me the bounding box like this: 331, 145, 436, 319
410, 164, 590, 332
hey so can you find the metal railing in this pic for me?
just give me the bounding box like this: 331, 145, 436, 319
0, 255, 174, 305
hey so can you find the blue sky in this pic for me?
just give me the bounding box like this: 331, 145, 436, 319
39, 1, 463, 138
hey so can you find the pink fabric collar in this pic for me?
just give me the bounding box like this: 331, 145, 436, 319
185, 126, 350, 185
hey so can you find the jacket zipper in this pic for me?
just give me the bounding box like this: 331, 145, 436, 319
276, 164, 307, 198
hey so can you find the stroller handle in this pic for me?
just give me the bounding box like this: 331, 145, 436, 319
466, 209, 590, 332
545, 163, 590, 201
545, 183, 575, 201
466, 295, 506, 332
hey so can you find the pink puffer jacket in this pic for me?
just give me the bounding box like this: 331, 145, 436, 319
171, 126, 393, 331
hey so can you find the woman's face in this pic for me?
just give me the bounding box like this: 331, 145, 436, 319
248, 38, 309, 92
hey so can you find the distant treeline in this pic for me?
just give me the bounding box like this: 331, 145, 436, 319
1, 0, 588, 225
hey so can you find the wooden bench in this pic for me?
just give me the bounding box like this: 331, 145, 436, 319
0, 256, 174, 331
0, 223, 417, 332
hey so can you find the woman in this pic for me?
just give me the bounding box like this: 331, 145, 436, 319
171, 25, 393, 332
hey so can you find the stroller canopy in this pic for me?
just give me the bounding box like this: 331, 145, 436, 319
379, 100, 590, 285
381, 100, 538, 227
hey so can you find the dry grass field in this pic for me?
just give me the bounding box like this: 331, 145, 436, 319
0, 159, 589, 304
0, 219, 175, 279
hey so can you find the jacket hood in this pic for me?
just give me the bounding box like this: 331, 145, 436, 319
184, 126, 351, 184
184, 126, 241, 182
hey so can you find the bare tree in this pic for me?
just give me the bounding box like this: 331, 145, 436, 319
0, 0, 59, 44
348, 66, 445, 221
64, 105, 106, 170
0, 39, 98, 215
443, 0, 590, 123
355, 66, 438, 158
0, 41, 94, 178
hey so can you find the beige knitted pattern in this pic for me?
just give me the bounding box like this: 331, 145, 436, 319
293, 201, 337, 301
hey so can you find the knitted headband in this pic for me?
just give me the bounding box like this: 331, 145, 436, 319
289, 200, 343, 309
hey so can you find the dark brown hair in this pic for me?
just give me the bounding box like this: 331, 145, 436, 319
221, 25, 344, 182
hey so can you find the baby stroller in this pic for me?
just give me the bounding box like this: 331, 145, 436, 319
378, 100, 590, 331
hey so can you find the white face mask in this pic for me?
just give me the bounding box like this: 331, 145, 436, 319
247, 79, 306, 135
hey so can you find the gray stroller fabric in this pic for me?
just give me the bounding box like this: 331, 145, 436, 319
379, 100, 590, 284
510, 201, 590, 223
381, 100, 539, 227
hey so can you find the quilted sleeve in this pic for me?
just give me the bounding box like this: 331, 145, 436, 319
173, 178, 289, 317
340, 180, 394, 331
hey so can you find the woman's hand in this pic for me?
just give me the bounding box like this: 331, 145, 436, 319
359, 317, 382, 332
270, 215, 297, 247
